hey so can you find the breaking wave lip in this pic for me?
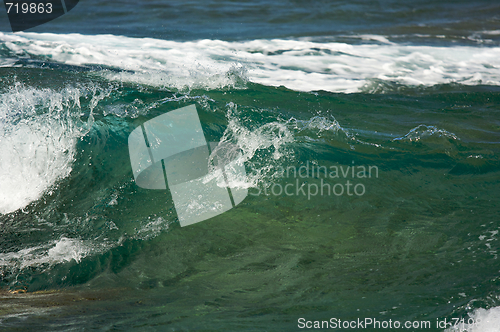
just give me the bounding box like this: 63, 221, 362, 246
0, 82, 113, 215
0, 85, 85, 215
1, 32, 500, 93
206, 102, 296, 190
208, 104, 470, 192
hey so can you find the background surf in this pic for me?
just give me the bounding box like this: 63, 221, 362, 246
1, 1, 500, 331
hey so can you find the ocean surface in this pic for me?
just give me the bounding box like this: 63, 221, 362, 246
1, 0, 500, 331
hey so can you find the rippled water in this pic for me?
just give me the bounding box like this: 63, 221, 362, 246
1, 1, 500, 331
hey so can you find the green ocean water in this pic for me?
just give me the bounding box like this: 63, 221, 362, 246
1, 63, 499, 330
1, 0, 500, 327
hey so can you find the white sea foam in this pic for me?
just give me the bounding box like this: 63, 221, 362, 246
445, 306, 500, 332
0, 85, 82, 214
0, 216, 169, 271
482, 30, 500, 36
0, 237, 94, 270
133, 216, 171, 240
1, 32, 499, 93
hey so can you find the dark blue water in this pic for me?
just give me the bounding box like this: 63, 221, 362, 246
1, 0, 500, 44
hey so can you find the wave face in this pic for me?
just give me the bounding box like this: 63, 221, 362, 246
0, 32, 500, 331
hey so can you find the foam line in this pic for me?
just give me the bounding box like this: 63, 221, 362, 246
1, 32, 499, 93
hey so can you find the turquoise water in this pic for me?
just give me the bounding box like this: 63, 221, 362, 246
1, 1, 500, 331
